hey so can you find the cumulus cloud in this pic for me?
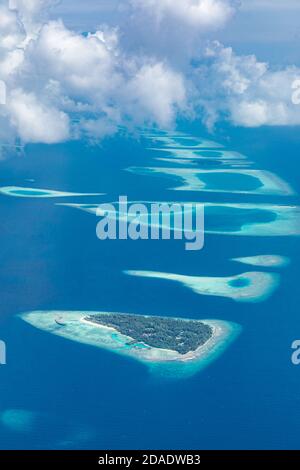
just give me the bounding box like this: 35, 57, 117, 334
193, 42, 300, 127
9, 88, 70, 142
0, 3, 24, 50
0, 0, 187, 144
123, 63, 186, 127
0, 0, 299, 146
130, 0, 236, 29
123, 0, 238, 67
8, 0, 60, 37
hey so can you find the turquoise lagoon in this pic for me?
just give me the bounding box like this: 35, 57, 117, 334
126, 167, 294, 195
125, 270, 280, 303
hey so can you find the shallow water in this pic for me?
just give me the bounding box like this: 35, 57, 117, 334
0, 125, 299, 449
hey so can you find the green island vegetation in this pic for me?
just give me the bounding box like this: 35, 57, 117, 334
85, 313, 213, 355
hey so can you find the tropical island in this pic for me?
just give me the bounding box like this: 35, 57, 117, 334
84, 313, 212, 355
19, 310, 241, 378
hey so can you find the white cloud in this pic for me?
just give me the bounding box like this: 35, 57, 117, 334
8, 88, 70, 143
8, 0, 60, 37
0, 0, 300, 146
0, 3, 24, 50
193, 42, 300, 127
0, 1, 187, 143
124, 63, 186, 127
26, 21, 122, 100
131, 0, 236, 29
124, 0, 238, 67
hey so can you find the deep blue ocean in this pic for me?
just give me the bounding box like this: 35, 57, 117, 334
0, 124, 299, 450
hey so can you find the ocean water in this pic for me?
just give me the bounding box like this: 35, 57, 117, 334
0, 124, 299, 450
